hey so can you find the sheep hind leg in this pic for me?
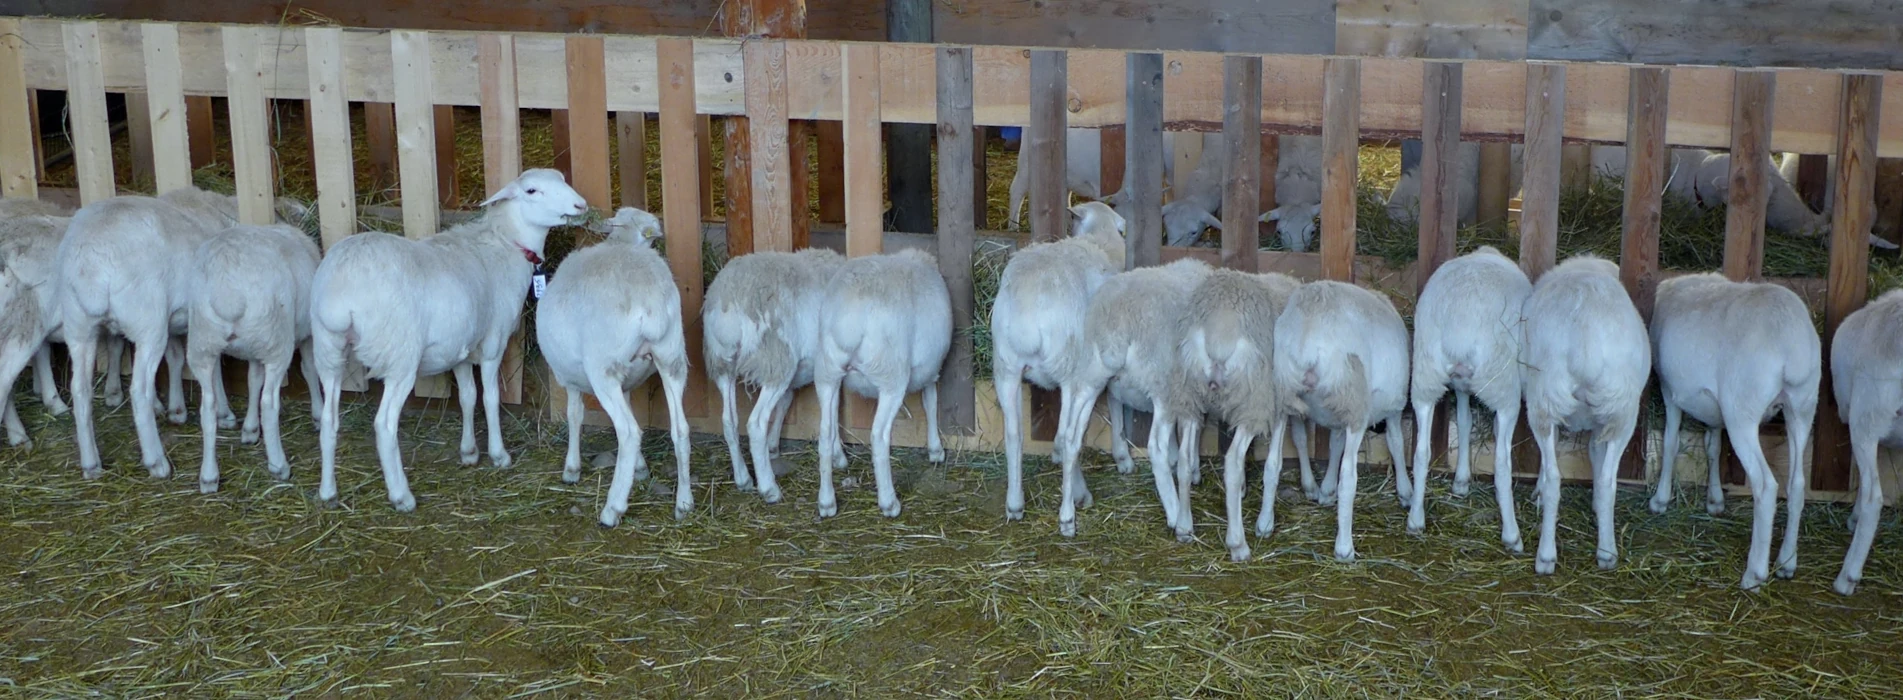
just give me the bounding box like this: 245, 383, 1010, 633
591, 371, 646, 528
101, 334, 124, 409
257, 358, 292, 481
0, 339, 39, 448
1533, 421, 1562, 575
748, 382, 791, 503
657, 361, 694, 519
1649, 401, 1683, 514
1706, 425, 1727, 516
814, 378, 844, 518
712, 374, 750, 491
1591, 430, 1632, 572
1292, 417, 1315, 501
33, 343, 68, 416
870, 386, 907, 518
1333, 426, 1367, 562
1493, 407, 1524, 553
1452, 391, 1473, 497
562, 387, 586, 484
164, 336, 191, 425
372, 371, 419, 512
1057, 383, 1105, 537
1386, 415, 1410, 508
1776, 400, 1814, 580
299, 340, 323, 421
454, 363, 480, 465
767, 388, 796, 477
1109, 398, 1135, 474
479, 360, 512, 468
998, 369, 1027, 521
67, 323, 104, 478
1223, 428, 1256, 561
1318, 428, 1345, 506
923, 381, 945, 463
128, 336, 172, 479
191, 344, 225, 493
1256, 418, 1289, 538
240, 361, 263, 444
1173, 417, 1200, 542
1723, 410, 1777, 589
1407, 399, 1436, 535
1836, 432, 1883, 595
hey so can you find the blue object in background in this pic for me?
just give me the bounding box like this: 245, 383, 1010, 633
1398, 138, 1423, 175
1001, 126, 1022, 148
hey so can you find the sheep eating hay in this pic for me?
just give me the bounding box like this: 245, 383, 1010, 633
311, 168, 588, 512
537, 207, 693, 526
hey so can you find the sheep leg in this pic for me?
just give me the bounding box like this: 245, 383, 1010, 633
128, 337, 172, 478
1721, 413, 1777, 589
923, 381, 945, 463
163, 336, 190, 425
1776, 401, 1814, 580
657, 361, 694, 520
815, 378, 843, 518
1706, 425, 1727, 516
1452, 391, 1473, 497
748, 382, 791, 503
590, 372, 646, 528
1057, 383, 1105, 537
712, 374, 750, 491
1333, 426, 1366, 563
1591, 431, 1631, 572
1109, 397, 1135, 474
257, 358, 292, 481
1836, 432, 1883, 595
101, 334, 124, 408
1492, 407, 1524, 553
767, 388, 794, 467
33, 343, 69, 416
1006, 156, 1029, 231
1221, 428, 1256, 561
1293, 417, 1316, 500
871, 387, 906, 518
67, 323, 103, 478
1533, 421, 1561, 575
1386, 415, 1410, 508
479, 360, 512, 469
299, 340, 323, 421
998, 370, 1027, 520
314, 340, 347, 505
240, 360, 264, 444
1173, 417, 1200, 542
1256, 417, 1288, 538
1650, 401, 1683, 513
1149, 406, 1181, 531
562, 387, 586, 484
1318, 428, 1345, 506
1407, 398, 1436, 534
191, 343, 225, 493
372, 371, 419, 512
0, 349, 32, 449
454, 364, 480, 465
1, 397, 22, 450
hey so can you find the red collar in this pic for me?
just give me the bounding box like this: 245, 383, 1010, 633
517, 244, 544, 266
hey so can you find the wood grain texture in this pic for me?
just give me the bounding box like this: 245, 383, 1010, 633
1097, 124, 1124, 201
1416, 60, 1461, 287
745, 39, 794, 252
478, 35, 522, 196
1528, 0, 1903, 71
1817, 73, 1884, 492
616, 111, 647, 209
1337, 0, 1527, 60
185, 94, 214, 170
566, 36, 611, 209
1619, 66, 1667, 321
222, 26, 273, 224
789, 119, 812, 250
433, 105, 458, 208
1029, 49, 1068, 244
123, 91, 152, 186
305, 28, 357, 246
1124, 52, 1164, 269
61, 22, 114, 204
696, 115, 715, 220
363, 101, 396, 189
139, 23, 189, 196
0, 18, 38, 197
658, 37, 708, 416
1723, 70, 1776, 282
936, 46, 977, 431
842, 43, 882, 257
551, 108, 571, 180
1320, 58, 1360, 282
1476, 143, 1511, 226
816, 119, 844, 222
1222, 55, 1261, 273
933, 0, 1336, 54
390, 30, 439, 239
1520, 62, 1564, 282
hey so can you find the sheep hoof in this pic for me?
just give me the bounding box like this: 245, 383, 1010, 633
1075, 489, 1093, 509
1228, 545, 1251, 563
1333, 546, 1356, 563
561, 468, 581, 485
1597, 552, 1618, 571
1740, 570, 1767, 591
880, 499, 902, 518
491, 452, 513, 469
929, 447, 945, 464
1175, 528, 1195, 544
817, 500, 837, 518
1114, 457, 1135, 475
1776, 564, 1796, 580
1835, 573, 1859, 596
734, 477, 756, 493
674, 499, 693, 521
1707, 499, 1726, 517
1535, 558, 1555, 575
81, 464, 105, 480
45, 401, 69, 417
11, 438, 32, 451
166, 407, 188, 425
146, 459, 172, 479
199, 478, 219, 494
218, 415, 238, 430
760, 485, 783, 504
1005, 507, 1023, 522
599, 508, 623, 528
240, 429, 260, 445
1059, 519, 1076, 537
391, 493, 416, 513
104, 392, 125, 408
1504, 535, 1524, 554
1254, 519, 1274, 539
1316, 493, 1337, 508
1451, 480, 1471, 498
268, 464, 290, 481
459, 448, 479, 466
1648, 496, 1670, 515
1406, 521, 1425, 536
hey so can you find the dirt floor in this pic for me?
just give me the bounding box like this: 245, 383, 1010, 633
1, 384, 1902, 697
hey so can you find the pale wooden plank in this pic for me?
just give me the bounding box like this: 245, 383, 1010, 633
479, 34, 525, 404
616, 111, 646, 209
816, 119, 844, 223
1476, 143, 1511, 226
1520, 62, 1564, 282
1417, 60, 1461, 287
745, 39, 794, 253
937, 45, 977, 430
364, 102, 397, 189
1222, 55, 1261, 273
391, 30, 440, 239
140, 23, 191, 196
658, 37, 708, 417
0, 18, 36, 197
434, 105, 459, 208
1723, 70, 1777, 282
843, 44, 882, 257
1818, 73, 1885, 493
305, 27, 357, 251
124, 92, 153, 186
1618, 66, 1669, 481
1125, 53, 1165, 269
223, 26, 274, 225
1320, 58, 1360, 283
62, 22, 115, 204
1029, 49, 1068, 243
566, 36, 611, 210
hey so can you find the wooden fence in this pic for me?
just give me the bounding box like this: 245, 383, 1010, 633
3, 17, 1903, 503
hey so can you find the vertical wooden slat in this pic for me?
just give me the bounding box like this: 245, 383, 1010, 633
223, 27, 273, 225
433, 105, 459, 208
1560, 144, 1593, 192
745, 39, 793, 253
789, 120, 812, 250
186, 95, 216, 172
1417, 61, 1462, 287
306, 28, 356, 249
974, 125, 991, 230
1259, 133, 1278, 242
1477, 144, 1512, 227
1876, 159, 1903, 247
63, 22, 115, 204
1320, 58, 1360, 283
1172, 131, 1203, 203
1098, 125, 1124, 204
937, 46, 977, 431
816, 119, 845, 223
658, 37, 707, 417
550, 109, 572, 179
1125, 53, 1165, 270
363, 102, 397, 189
1520, 62, 1564, 283
725, 115, 756, 254
0, 18, 38, 198
1816, 73, 1885, 494
140, 24, 190, 197
27, 90, 42, 182
696, 115, 716, 220
1029, 49, 1068, 243
392, 30, 446, 398
843, 43, 883, 432
124, 92, 154, 187
566, 36, 611, 210
1619, 66, 1669, 480
480, 34, 525, 404
1796, 154, 1831, 212
1722, 70, 1777, 282
1221, 55, 1261, 273
616, 112, 647, 209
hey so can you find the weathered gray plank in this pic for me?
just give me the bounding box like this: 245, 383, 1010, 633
936, 46, 976, 431
1124, 52, 1164, 270
1417, 60, 1461, 287
1529, 0, 1903, 70
1221, 55, 1260, 273
1029, 49, 1068, 244
934, 0, 1336, 54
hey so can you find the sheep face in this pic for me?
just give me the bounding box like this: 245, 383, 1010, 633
589, 206, 664, 245
1262, 202, 1320, 253
1161, 201, 1221, 247
481, 168, 590, 233
1068, 200, 1125, 236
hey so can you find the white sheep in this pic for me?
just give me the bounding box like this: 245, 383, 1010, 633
537, 207, 693, 525
991, 200, 1128, 524
811, 247, 952, 518
1590, 146, 1896, 250
54, 187, 284, 479
310, 168, 588, 511
1007, 127, 1110, 231
1648, 273, 1820, 589
1168, 268, 1301, 561
1159, 144, 1225, 248
1056, 256, 1213, 536
1519, 255, 1651, 575
703, 245, 846, 504
1827, 288, 1903, 595
0, 198, 134, 422
1383, 140, 1526, 232
187, 222, 324, 493
1272, 279, 1412, 562
1407, 246, 1532, 550
1258, 135, 1327, 252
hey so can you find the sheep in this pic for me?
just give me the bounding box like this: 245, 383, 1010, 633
1158, 143, 1225, 248
1272, 279, 1412, 562
703, 244, 847, 505
186, 222, 324, 494
1519, 255, 1651, 575
1647, 273, 1820, 589
1589, 146, 1897, 250
54, 186, 292, 479
1007, 127, 1109, 231
537, 207, 693, 525
1383, 140, 1526, 231
1056, 256, 1213, 536
0, 198, 134, 423
991, 200, 1128, 523
1168, 268, 1301, 561
811, 247, 953, 518
1827, 289, 1903, 595
310, 168, 588, 511
1256, 135, 1326, 252
1406, 246, 1533, 550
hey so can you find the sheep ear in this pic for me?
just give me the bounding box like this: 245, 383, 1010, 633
274, 197, 311, 224
1200, 211, 1223, 231
1261, 207, 1284, 223
479, 181, 525, 208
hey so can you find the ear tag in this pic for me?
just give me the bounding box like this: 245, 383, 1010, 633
531, 268, 548, 301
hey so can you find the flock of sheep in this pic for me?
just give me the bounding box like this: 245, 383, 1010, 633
0, 135, 1897, 603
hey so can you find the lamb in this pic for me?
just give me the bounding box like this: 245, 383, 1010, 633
1827, 289, 1903, 595
0, 197, 132, 424
1158, 141, 1225, 248
186, 223, 324, 494
1056, 256, 1213, 536
991, 200, 1128, 524
310, 168, 588, 511
1589, 146, 1896, 250
1272, 279, 1412, 562
54, 186, 293, 479
811, 247, 953, 518
537, 207, 693, 525
1406, 246, 1533, 550
1167, 268, 1301, 561
1647, 273, 1820, 589
703, 245, 847, 505
1519, 255, 1651, 575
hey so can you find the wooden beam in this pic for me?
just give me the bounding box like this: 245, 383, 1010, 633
1029, 50, 1068, 244
0, 18, 39, 197
1528, 0, 1903, 71
1476, 143, 1511, 226
1320, 57, 1360, 283
306, 30, 357, 247
1222, 55, 1261, 273
789, 120, 813, 250
616, 111, 647, 209
934, 0, 1336, 55
1817, 73, 1885, 494
185, 95, 215, 172
657, 36, 707, 417
140, 23, 190, 196
1520, 62, 1564, 282
1619, 66, 1668, 481
433, 105, 458, 208
816, 119, 844, 223
886, 0, 933, 234
936, 45, 977, 431
392, 29, 448, 399
1417, 60, 1461, 287
62, 22, 114, 205
124, 91, 153, 187
843, 42, 883, 433
745, 39, 794, 252
480, 33, 524, 404
1125, 52, 1165, 270
565, 36, 610, 210
1722, 70, 1777, 282
222, 26, 273, 225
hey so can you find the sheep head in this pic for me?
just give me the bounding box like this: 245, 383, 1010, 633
1261, 202, 1321, 253
588, 206, 663, 246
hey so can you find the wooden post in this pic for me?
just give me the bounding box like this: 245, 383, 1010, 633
974, 124, 991, 230
392, 30, 449, 399
124, 92, 154, 188
434, 105, 459, 208
1816, 73, 1884, 494
721, 0, 808, 253
1259, 133, 1278, 244
566, 36, 611, 210
886, 0, 933, 234
1221, 55, 1261, 273
550, 109, 572, 180
937, 46, 976, 431
140, 23, 190, 198
816, 119, 845, 223
1320, 58, 1360, 283
1417, 61, 1462, 286
1477, 143, 1512, 227
1029, 50, 1068, 244
843, 43, 883, 433
222, 26, 273, 226
1125, 52, 1164, 270
789, 120, 813, 250
63, 22, 114, 205
480, 34, 525, 403
616, 112, 647, 209
1722, 70, 1776, 282
363, 102, 396, 190
1520, 63, 1564, 283
1874, 159, 1903, 247
307, 27, 364, 393
186, 95, 217, 172
658, 37, 708, 417
1619, 66, 1669, 480
1, 18, 40, 197
1796, 154, 1831, 212
745, 39, 794, 253
1099, 126, 1124, 216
